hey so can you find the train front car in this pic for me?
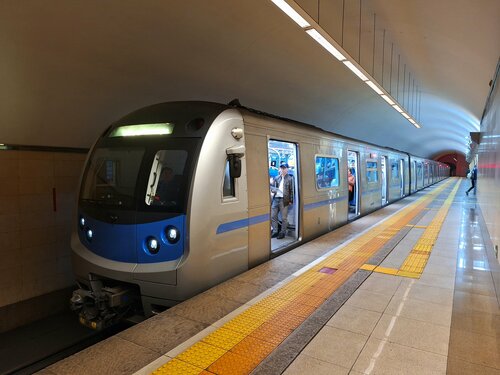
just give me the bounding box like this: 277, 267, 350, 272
70, 101, 245, 329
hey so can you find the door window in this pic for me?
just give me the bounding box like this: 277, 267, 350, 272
366, 160, 378, 183
222, 160, 236, 198
315, 156, 339, 189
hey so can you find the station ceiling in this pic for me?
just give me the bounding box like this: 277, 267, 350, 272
1, 0, 498, 159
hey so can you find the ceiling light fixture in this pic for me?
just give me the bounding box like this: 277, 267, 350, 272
381, 95, 395, 105
305, 29, 346, 61
366, 81, 384, 95
392, 105, 403, 113
343, 61, 368, 81
270, 0, 310, 28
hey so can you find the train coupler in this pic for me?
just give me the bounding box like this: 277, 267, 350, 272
70, 278, 137, 330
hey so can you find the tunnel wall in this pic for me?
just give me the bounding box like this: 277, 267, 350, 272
0, 150, 86, 332
435, 153, 468, 177
478, 65, 500, 266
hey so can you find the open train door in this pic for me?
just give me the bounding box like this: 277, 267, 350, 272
268, 140, 300, 254
347, 150, 360, 220
381, 156, 388, 205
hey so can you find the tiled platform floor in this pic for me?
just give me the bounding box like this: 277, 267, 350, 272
41, 179, 500, 374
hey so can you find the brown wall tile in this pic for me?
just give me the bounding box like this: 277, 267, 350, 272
0, 150, 86, 318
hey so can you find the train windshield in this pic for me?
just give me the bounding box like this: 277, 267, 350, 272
144, 149, 189, 211
80, 138, 200, 213
80, 147, 145, 208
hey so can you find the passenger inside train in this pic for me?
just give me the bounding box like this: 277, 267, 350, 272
348, 168, 355, 205
268, 140, 299, 252
154, 167, 181, 206
270, 163, 294, 240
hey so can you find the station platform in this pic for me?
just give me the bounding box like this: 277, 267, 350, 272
40, 178, 500, 375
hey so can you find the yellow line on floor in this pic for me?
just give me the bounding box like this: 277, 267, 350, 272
397, 179, 461, 277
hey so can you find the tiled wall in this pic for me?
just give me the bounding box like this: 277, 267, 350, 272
0, 150, 86, 312
478, 71, 499, 266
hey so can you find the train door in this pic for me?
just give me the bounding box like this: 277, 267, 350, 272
399, 159, 405, 197
268, 140, 300, 253
381, 156, 388, 205
347, 150, 359, 220
413, 160, 417, 191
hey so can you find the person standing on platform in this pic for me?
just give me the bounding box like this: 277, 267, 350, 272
270, 163, 294, 239
466, 165, 477, 196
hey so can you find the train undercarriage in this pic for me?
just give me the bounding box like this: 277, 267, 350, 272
70, 275, 141, 330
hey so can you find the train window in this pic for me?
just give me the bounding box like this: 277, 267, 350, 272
80, 147, 145, 208
146, 150, 188, 208
366, 160, 378, 183
223, 159, 236, 198
391, 161, 399, 181
315, 156, 339, 189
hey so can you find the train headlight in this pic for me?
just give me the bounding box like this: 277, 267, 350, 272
85, 228, 93, 242
146, 236, 160, 254
165, 226, 180, 244
79, 216, 85, 229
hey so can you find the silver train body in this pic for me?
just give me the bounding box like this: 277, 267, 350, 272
70, 101, 449, 328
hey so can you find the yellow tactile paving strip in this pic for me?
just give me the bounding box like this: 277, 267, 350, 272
363, 179, 461, 278
397, 179, 460, 277
152, 179, 456, 375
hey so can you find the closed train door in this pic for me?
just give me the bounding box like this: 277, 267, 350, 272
412, 160, 417, 191
347, 150, 360, 220
399, 159, 405, 197
381, 156, 388, 205
268, 140, 300, 253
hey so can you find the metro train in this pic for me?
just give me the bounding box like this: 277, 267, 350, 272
70, 101, 449, 329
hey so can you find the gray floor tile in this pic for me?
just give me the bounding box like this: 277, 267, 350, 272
117, 310, 208, 354
168, 293, 242, 325
284, 354, 349, 375
352, 336, 447, 375
302, 326, 368, 369
47, 336, 159, 375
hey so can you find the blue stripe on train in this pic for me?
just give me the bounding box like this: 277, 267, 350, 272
216, 195, 350, 234
216, 213, 270, 234
303, 195, 347, 211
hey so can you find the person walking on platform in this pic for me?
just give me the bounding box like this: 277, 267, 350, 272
270, 163, 294, 239
466, 165, 477, 195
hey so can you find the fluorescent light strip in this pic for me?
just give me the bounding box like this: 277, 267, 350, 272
408, 118, 420, 128
392, 104, 403, 113
305, 29, 346, 61
343, 61, 368, 81
401, 112, 410, 119
381, 95, 395, 105
366, 81, 383, 94
271, 0, 310, 28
